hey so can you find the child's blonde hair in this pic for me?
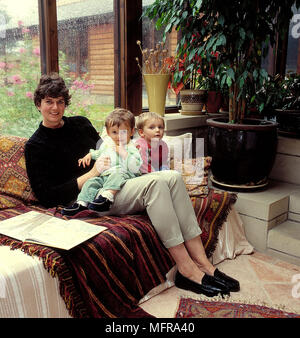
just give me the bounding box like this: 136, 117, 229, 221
105, 108, 135, 130
136, 112, 165, 130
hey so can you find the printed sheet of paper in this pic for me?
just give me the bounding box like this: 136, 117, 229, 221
0, 211, 107, 250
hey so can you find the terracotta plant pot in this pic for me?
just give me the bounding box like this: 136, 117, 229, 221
206, 91, 222, 114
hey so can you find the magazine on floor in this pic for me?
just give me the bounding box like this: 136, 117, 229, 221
0, 211, 106, 250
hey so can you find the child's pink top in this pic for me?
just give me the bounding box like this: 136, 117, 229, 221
135, 137, 169, 173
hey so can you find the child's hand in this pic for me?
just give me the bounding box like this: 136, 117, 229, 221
78, 153, 92, 168
95, 156, 111, 173
116, 144, 128, 159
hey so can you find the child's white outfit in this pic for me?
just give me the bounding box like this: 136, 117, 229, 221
77, 136, 142, 205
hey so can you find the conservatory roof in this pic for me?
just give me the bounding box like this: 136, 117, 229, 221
0, 0, 154, 31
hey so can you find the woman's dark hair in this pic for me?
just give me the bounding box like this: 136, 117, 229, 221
34, 73, 71, 107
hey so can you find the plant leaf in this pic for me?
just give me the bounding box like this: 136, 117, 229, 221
195, 0, 203, 9
239, 27, 246, 40
226, 68, 235, 80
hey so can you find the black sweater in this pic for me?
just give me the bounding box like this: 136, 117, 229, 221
25, 116, 100, 208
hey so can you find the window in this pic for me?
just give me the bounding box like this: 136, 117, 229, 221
262, 4, 300, 76
1, 0, 298, 139
0, 0, 41, 137
56, 0, 114, 133
286, 5, 300, 73
142, 0, 178, 111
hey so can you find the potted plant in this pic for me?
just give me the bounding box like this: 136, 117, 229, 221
135, 40, 171, 116
253, 74, 284, 119
170, 46, 209, 114
202, 71, 223, 114
144, 0, 299, 190
143, 6, 216, 114
255, 73, 300, 137
275, 73, 300, 137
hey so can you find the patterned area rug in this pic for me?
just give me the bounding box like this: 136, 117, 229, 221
175, 297, 300, 318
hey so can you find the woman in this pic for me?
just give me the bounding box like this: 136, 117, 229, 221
25, 73, 239, 298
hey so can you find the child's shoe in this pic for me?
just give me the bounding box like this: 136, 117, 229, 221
88, 196, 112, 212
61, 203, 87, 216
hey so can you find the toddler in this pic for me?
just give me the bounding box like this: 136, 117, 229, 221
135, 112, 169, 173
62, 108, 142, 216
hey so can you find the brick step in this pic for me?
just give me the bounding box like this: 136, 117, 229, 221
235, 180, 291, 251
289, 190, 300, 222
234, 180, 300, 265
267, 220, 300, 265
270, 136, 300, 185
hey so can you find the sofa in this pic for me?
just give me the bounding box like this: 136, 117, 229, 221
0, 134, 253, 318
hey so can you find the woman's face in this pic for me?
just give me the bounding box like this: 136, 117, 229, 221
37, 96, 65, 128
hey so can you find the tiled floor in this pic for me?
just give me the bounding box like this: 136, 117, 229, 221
139, 251, 300, 317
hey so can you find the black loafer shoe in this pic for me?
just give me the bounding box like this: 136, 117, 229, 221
61, 203, 87, 216
88, 196, 112, 212
201, 273, 230, 295
213, 268, 240, 292
174, 271, 229, 297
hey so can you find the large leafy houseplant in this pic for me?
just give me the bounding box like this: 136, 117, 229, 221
253, 74, 284, 117
280, 73, 300, 110
145, 0, 300, 190
144, 0, 300, 123
254, 73, 300, 116
275, 73, 300, 136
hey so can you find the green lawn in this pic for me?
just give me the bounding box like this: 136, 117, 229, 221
0, 104, 114, 139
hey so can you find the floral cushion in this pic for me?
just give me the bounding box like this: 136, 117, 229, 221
173, 156, 212, 196
0, 194, 25, 209
148, 133, 210, 196
162, 133, 192, 163
0, 135, 37, 208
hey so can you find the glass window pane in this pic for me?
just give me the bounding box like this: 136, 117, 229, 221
286, 5, 300, 74
142, 0, 178, 110
57, 0, 114, 134
0, 0, 41, 137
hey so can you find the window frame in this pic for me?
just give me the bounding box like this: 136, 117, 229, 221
38, 0, 58, 74
113, 0, 142, 115
38, 0, 144, 114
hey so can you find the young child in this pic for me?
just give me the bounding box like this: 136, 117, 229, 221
135, 112, 169, 174
62, 108, 142, 216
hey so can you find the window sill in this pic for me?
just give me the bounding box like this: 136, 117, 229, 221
164, 113, 214, 132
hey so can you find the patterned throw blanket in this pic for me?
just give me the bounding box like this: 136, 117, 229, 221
0, 190, 236, 318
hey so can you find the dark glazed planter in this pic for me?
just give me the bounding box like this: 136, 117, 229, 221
207, 118, 278, 191
275, 109, 300, 138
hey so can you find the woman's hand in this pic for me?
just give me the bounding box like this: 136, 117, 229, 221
77, 156, 111, 190
78, 153, 92, 168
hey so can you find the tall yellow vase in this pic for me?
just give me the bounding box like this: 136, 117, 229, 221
143, 74, 170, 117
